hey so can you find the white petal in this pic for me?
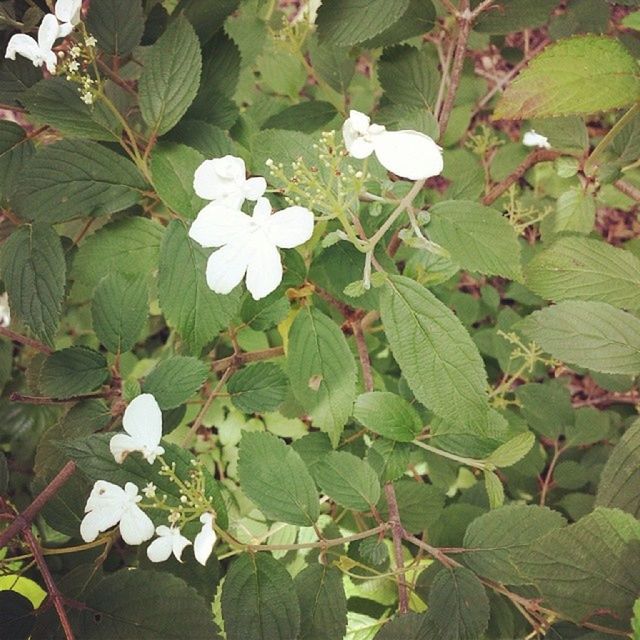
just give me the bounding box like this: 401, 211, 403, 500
251, 197, 272, 221
373, 130, 443, 180
522, 130, 551, 149
265, 206, 314, 249
193, 156, 246, 202
245, 238, 283, 300
205, 242, 251, 294
243, 176, 267, 201
193, 523, 216, 566
55, 0, 81, 24
38, 14, 60, 51
119, 504, 155, 545
342, 118, 374, 159
109, 433, 140, 464
146, 535, 173, 562
189, 202, 252, 248
85, 480, 126, 512
142, 445, 164, 465
43, 49, 57, 74
57, 22, 74, 38
211, 155, 246, 181
5, 34, 41, 63
347, 110, 372, 134
80, 509, 120, 542
171, 532, 192, 562
122, 393, 163, 450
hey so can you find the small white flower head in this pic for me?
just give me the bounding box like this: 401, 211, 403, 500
193, 513, 217, 566
146, 525, 192, 563
142, 482, 157, 499
5, 13, 59, 74
342, 110, 444, 181
85, 35, 97, 48
80, 480, 154, 545
522, 130, 551, 150
55, 0, 82, 38
0, 292, 10, 327
109, 393, 165, 465
189, 196, 314, 300
193, 155, 267, 208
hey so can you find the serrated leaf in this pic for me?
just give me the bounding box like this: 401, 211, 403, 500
175, 0, 239, 43
475, 0, 556, 34
11, 140, 146, 223
484, 470, 505, 509
313, 451, 380, 512
353, 391, 422, 442
1, 224, 65, 344
238, 431, 319, 526
287, 307, 356, 446
85, 0, 144, 56
221, 553, 300, 640
427, 201, 522, 279
361, 0, 436, 48
139, 17, 202, 136
514, 380, 573, 439
158, 221, 241, 354
525, 236, 640, 310
381, 275, 490, 429
0, 120, 34, 200
307, 35, 355, 94
142, 356, 208, 409
92, 273, 148, 353
494, 36, 640, 119
262, 101, 338, 134
0, 58, 41, 105
546, 188, 596, 235
366, 439, 412, 483
227, 362, 288, 414
520, 301, 640, 375
377, 479, 445, 533
40, 347, 108, 399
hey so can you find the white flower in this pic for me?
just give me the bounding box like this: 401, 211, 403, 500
0, 293, 10, 327
80, 91, 93, 105
189, 196, 314, 300
80, 480, 154, 545
5, 13, 59, 74
342, 110, 443, 181
142, 482, 157, 499
146, 525, 192, 563
55, 0, 82, 38
522, 130, 551, 149
193, 155, 267, 208
193, 513, 217, 566
85, 35, 97, 48
110, 393, 165, 465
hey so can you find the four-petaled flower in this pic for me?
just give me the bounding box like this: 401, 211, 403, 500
80, 481, 155, 545
522, 130, 551, 150
193, 155, 267, 209
109, 393, 165, 465
146, 526, 192, 563
5, 13, 59, 74
342, 110, 443, 181
189, 196, 314, 300
193, 513, 217, 566
55, 0, 82, 38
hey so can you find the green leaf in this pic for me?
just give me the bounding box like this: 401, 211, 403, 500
353, 391, 423, 442
515, 507, 640, 621
138, 17, 202, 136
313, 451, 380, 512
142, 356, 208, 409
238, 431, 319, 526
544, 188, 596, 235
22, 78, 121, 141
374, 612, 430, 640
221, 553, 300, 640
525, 236, 640, 310
378, 480, 445, 533
514, 380, 573, 439
158, 221, 241, 354
0, 120, 34, 200
92, 273, 148, 353
227, 362, 288, 414
1, 224, 65, 344
366, 439, 412, 483
73, 217, 164, 290
0, 591, 34, 640
494, 36, 640, 119
596, 420, 640, 518
307, 36, 355, 94
425, 567, 490, 640
485, 432, 535, 468
166, 120, 234, 158
475, 0, 556, 34
520, 301, 640, 375
427, 201, 522, 279
11, 140, 145, 223
287, 307, 357, 447
483, 470, 505, 509
40, 347, 108, 399
294, 564, 348, 640
462, 504, 566, 584
361, 0, 436, 48
380, 275, 490, 429
0, 452, 8, 495
85, 0, 144, 56
150, 143, 205, 219
262, 102, 339, 134
175, 0, 239, 43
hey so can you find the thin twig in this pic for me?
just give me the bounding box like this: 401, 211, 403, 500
0, 326, 53, 354
614, 179, 640, 203
10, 391, 105, 404
384, 483, 410, 613
211, 346, 285, 373
539, 443, 564, 506
352, 320, 374, 393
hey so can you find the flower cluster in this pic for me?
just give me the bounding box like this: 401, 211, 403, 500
61, 36, 99, 104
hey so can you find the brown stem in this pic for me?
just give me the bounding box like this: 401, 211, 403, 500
539, 443, 563, 506
613, 179, 640, 203
10, 392, 105, 405
0, 462, 76, 549
352, 320, 374, 393
96, 59, 137, 97
384, 483, 410, 613
0, 326, 53, 355
211, 346, 285, 374
313, 284, 357, 319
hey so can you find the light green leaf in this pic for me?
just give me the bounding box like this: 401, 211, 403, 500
485, 432, 535, 468
92, 273, 148, 353
380, 275, 490, 429
221, 553, 300, 640
483, 470, 505, 509
520, 301, 640, 375
313, 451, 380, 512
366, 439, 412, 483
494, 36, 640, 119
361, 0, 436, 48
545, 188, 596, 235
238, 431, 319, 526
427, 201, 522, 279
138, 17, 202, 136
85, 0, 144, 56
287, 307, 357, 446
227, 362, 288, 414
525, 236, 640, 309
353, 391, 422, 442
142, 356, 208, 409
1, 224, 65, 344
40, 347, 108, 399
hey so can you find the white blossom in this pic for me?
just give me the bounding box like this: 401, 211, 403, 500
80, 481, 154, 545
189, 196, 314, 300
193, 513, 217, 566
0, 293, 10, 327
55, 0, 82, 38
342, 110, 443, 181
522, 130, 551, 149
5, 13, 59, 74
193, 155, 267, 208
110, 393, 165, 465
146, 526, 192, 563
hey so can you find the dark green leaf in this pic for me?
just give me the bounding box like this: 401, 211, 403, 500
0, 591, 34, 640
86, 0, 144, 56
0, 120, 34, 200
378, 479, 445, 533
475, 0, 556, 34
262, 102, 339, 133
227, 362, 288, 414
142, 356, 208, 409
40, 347, 108, 399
